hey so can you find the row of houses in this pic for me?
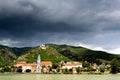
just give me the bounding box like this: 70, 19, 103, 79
14, 61, 83, 73
14, 61, 110, 73
14, 61, 52, 73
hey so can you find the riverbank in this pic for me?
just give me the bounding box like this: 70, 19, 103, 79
0, 73, 120, 80
0, 71, 111, 75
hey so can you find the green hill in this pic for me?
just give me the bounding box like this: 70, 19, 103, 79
0, 44, 120, 67
45, 44, 120, 64
17, 44, 120, 64
0, 45, 32, 67
11, 47, 33, 56
0, 45, 16, 67
17, 45, 71, 63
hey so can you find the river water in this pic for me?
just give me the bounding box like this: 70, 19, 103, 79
0, 74, 120, 80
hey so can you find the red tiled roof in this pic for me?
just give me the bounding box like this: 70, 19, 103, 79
41, 61, 52, 66
17, 61, 52, 67
22, 61, 52, 67
24, 63, 36, 67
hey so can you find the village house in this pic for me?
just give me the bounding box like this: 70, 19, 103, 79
41, 61, 52, 67
61, 62, 82, 74
22, 63, 36, 73
92, 63, 99, 71
41, 61, 52, 73
14, 61, 52, 73
14, 61, 26, 67
62, 62, 82, 69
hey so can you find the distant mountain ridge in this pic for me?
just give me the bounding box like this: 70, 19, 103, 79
0, 44, 120, 67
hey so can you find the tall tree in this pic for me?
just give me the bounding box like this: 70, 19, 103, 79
110, 58, 120, 74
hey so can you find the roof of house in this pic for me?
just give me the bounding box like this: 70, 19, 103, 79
20, 61, 52, 67
64, 64, 78, 66
41, 61, 52, 66
64, 62, 82, 66
24, 63, 36, 67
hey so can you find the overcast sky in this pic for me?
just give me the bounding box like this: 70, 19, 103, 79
0, 0, 120, 54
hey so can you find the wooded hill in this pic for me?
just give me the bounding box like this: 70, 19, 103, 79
0, 44, 120, 67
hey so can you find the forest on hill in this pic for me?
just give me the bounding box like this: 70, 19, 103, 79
0, 44, 120, 67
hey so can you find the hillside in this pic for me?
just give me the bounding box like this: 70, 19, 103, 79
17, 44, 71, 63
45, 44, 120, 64
0, 45, 32, 67
17, 44, 120, 64
11, 47, 33, 56
0, 45, 16, 67
0, 44, 120, 67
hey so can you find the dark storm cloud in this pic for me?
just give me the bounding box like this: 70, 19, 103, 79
0, 0, 99, 39
1, 0, 120, 54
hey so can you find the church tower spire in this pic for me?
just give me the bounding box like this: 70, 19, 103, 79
36, 54, 41, 73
